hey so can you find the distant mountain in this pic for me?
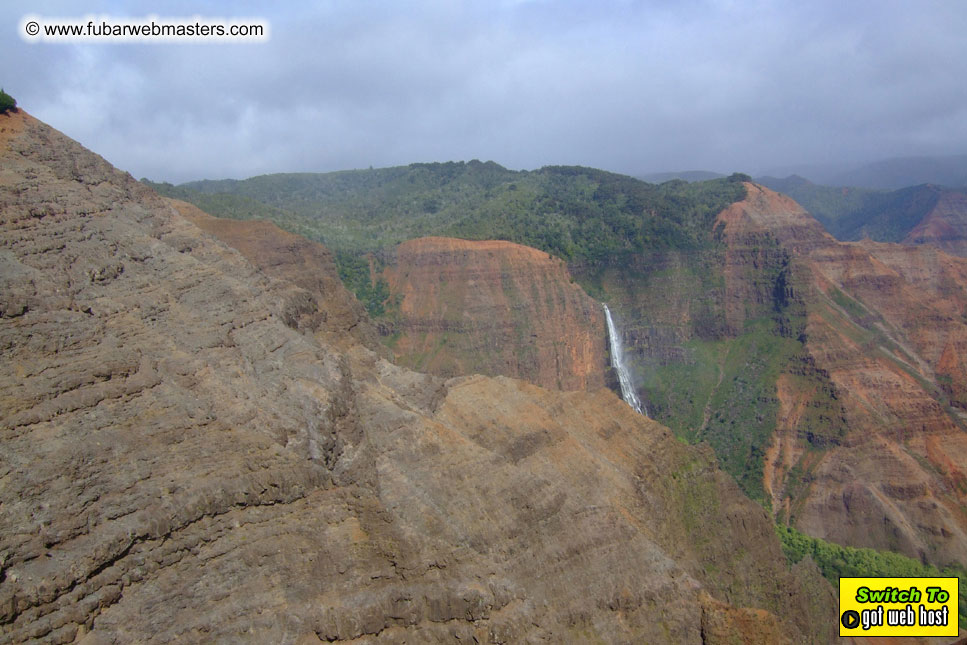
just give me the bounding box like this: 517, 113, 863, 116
833, 154, 967, 190
757, 175, 967, 254
755, 175, 880, 224
762, 155, 967, 190
903, 189, 967, 256
638, 170, 725, 183
756, 162, 853, 186
829, 183, 948, 242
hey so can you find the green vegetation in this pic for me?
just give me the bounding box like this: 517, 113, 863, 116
0, 88, 16, 114
645, 318, 804, 504
776, 523, 967, 625
143, 179, 323, 241
697, 322, 796, 502
757, 176, 945, 242
827, 286, 877, 325
146, 163, 747, 262
444, 168, 748, 263
145, 164, 747, 325
334, 251, 391, 318
623, 238, 845, 504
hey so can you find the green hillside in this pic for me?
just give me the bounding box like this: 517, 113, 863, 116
149, 163, 747, 260
777, 524, 967, 626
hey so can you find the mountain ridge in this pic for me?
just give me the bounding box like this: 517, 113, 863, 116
756, 175, 967, 256
713, 183, 967, 567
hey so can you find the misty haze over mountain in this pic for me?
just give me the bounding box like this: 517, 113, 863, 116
651, 154, 967, 191
760, 155, 967, 190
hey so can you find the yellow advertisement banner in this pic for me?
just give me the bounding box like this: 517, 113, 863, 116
839, 577, 959, 637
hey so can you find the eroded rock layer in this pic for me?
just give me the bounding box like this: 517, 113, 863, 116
169, 199, 385, 354
717, 184, 967, 566
383, 236, 607, 391
0, 111, 835, 642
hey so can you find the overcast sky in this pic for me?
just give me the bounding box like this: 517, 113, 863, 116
4, 0, 967, 183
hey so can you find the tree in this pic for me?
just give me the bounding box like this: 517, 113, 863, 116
0, 88, 16, 114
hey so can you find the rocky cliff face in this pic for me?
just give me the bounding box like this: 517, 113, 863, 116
351, 170, 967, 573
168, 199, 385, 354
382, 236, 608, 391
716, 184, 967, 567
0, 111, 837, 642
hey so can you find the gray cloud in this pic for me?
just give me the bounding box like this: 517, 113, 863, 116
3, 0, 967, 182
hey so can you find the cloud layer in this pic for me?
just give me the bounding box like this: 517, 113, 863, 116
4, 0, 967, 182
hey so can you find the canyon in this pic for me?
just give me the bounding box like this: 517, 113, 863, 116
370, 179, 967, 574
156, 152, 967, 574
0, 111, 844, 643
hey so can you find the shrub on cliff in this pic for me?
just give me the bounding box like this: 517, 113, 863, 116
0, 88, 16, 114
776, 523, 967, 625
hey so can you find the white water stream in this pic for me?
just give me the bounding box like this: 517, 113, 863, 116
603, 304, 646, 416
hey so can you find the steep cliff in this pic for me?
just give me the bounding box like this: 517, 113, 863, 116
554, 181, 967, 568
382, 236, 607, 390
0, 111, 837, 642
714, 184, 967, 567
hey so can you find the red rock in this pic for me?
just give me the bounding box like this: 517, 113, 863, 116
383, 236, 607, 391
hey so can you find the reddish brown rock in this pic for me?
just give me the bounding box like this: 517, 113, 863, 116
383, 236, 608, 391
719, 183, 967, 566
372, 182, 967, 568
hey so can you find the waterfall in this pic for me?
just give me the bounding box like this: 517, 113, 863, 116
603, 304, 646, 416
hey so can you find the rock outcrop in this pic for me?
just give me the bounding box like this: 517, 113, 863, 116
0, 111, 837, 642
168, 199, 385, 354
716, 184, 967, 567
382, 236, 608, 391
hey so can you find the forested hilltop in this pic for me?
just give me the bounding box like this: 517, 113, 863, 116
145, 162, 748, 262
